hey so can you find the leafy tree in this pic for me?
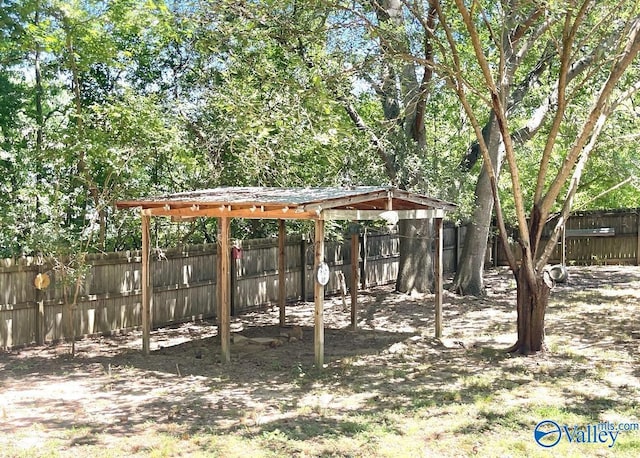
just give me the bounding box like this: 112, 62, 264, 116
434, 0, 640, 352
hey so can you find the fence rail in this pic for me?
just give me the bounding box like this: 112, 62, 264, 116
1, 226, 462, 349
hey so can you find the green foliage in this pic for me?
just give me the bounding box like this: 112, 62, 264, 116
0, 0, 637, 259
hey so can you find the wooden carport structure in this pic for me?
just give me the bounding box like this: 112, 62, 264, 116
117, 186, 456, 367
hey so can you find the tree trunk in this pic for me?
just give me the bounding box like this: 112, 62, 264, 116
62, 15, 107, 250
452, 113, 503, 295
451, 217, 489, 296
510, 266, 552, 354
396, 219, 433, 294
63, 302, 76, 356
34, 6, 44, 236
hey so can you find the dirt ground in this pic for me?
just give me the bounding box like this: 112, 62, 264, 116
1, 266, 639, 457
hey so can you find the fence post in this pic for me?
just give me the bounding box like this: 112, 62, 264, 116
493, 230, 499, 268
454, 225, 461, 272
350, 232, 359, 330
230, 246, 237, 317
360, 228, 367, 289
35, 264, 45, 345
300, 237, 307, 301
637, 211, 640, 266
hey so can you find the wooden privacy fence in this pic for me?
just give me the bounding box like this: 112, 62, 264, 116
495, 209, 640, 266
1, 226, 464, 349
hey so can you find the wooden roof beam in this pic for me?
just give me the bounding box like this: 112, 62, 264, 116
301, 189, 391, 213
141, 206, 317, 220
322, 209, 448, 221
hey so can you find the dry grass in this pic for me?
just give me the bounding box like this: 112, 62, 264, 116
0, 266, 639, 457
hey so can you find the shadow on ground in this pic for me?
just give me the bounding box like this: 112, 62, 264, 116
0, 266, 638, 456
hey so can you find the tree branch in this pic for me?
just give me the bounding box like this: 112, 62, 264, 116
342, 100, 397, 182
433, 0, 518, 272
535, 20, 640, 266
540, 15, 640, 216
533, 1, 591, 206
454, 0, 534, 287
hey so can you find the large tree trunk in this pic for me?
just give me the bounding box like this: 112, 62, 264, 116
451, 218, 489, 296
452, 113, 503, 295
510, 266, 552, 354
396, 219, 433, 294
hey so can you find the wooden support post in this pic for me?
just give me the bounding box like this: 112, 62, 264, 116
278, 219, 286, 326
350, 232, 359, 330
313, 219, 325, 368
141, 214, 151, 355
434, 217, 443, 339
217, 217, 231, 363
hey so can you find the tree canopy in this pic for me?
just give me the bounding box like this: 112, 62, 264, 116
0, 0, 638, 264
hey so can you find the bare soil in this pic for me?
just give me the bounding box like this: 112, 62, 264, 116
1, 266, 639, 457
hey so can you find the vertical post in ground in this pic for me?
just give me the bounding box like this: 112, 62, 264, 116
314, 218, 325, 368
217, 217, 231, 363
141, 214, 151, 355
278, 219, 286, 326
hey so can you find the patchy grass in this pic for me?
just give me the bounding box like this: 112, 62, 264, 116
0, 266, 639, 457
